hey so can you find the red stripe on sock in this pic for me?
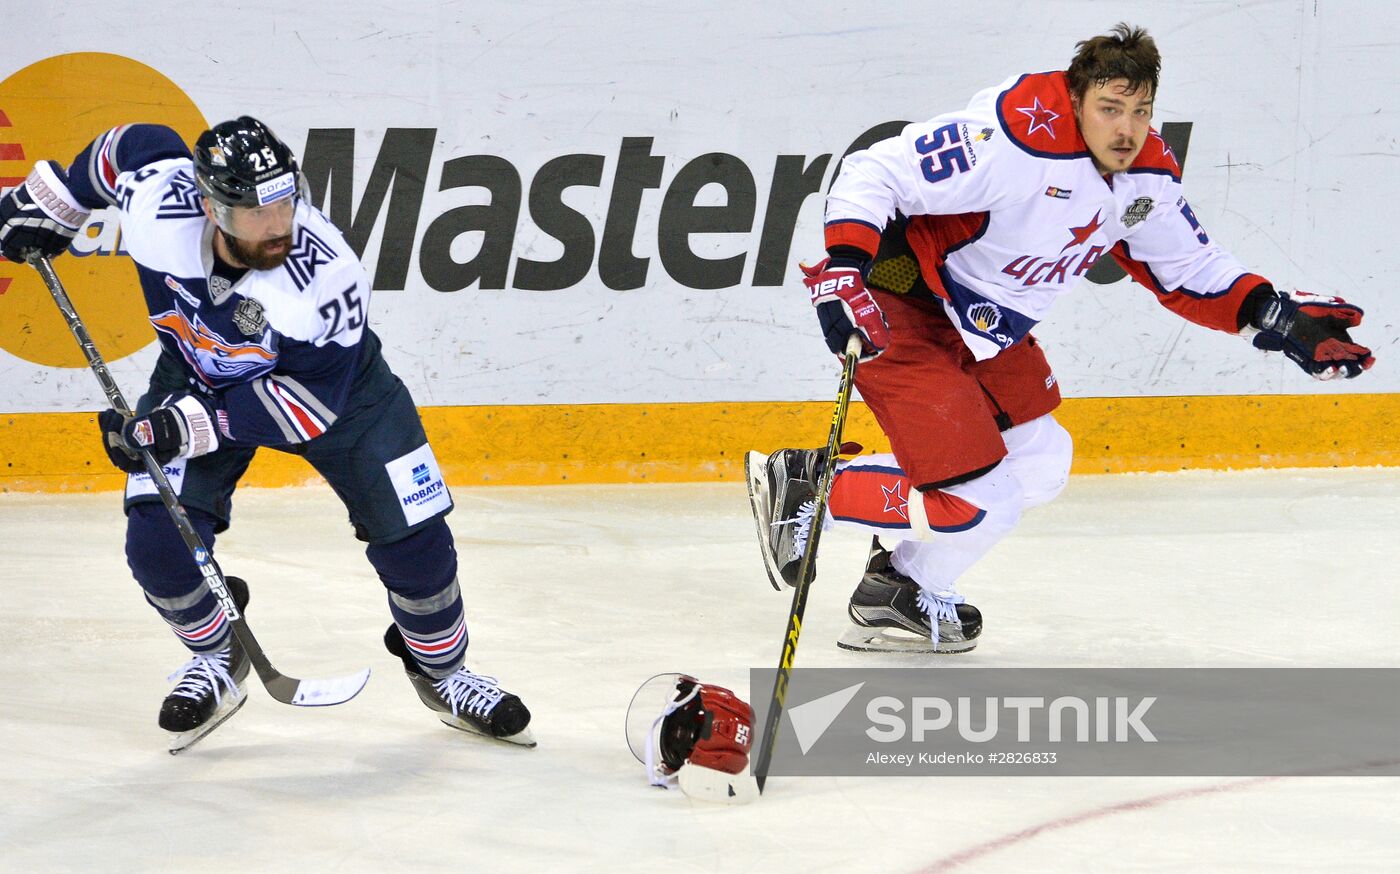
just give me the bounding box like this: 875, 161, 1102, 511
405, 618, 466, 655
175, 610, 227, 643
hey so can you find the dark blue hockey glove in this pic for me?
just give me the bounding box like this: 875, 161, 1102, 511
1249, 286, 1374, 380
98, 395, 221, 473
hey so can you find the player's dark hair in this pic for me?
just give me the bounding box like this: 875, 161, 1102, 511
1066, 23, 1160, 101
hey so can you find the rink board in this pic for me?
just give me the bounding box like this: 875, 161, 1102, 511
2, 3, 1397, 491
4, 392, 1398, 492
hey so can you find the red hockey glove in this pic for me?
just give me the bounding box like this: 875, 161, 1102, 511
1249, 287, 1374, 380
801, 257, 890, 361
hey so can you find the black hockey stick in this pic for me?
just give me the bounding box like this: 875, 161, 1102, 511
29, 254, 369, 707
752, 333, 863, 793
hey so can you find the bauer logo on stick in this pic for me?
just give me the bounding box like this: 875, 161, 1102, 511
625, 673, 760, 805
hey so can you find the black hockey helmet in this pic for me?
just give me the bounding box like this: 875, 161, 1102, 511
193, 116, 302, 211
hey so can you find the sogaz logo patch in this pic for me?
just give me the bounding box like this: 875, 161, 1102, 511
256, 172, 296, 205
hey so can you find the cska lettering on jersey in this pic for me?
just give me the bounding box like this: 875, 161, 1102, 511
1000, 245, 1107, 287
823, 71, 1242, 360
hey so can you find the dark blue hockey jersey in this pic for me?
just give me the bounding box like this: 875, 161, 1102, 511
66, 123, 379, 447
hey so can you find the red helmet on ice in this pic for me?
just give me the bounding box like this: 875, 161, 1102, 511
626, 674, 759, 803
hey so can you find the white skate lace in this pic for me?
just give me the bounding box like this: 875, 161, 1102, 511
773, 499, 818, 561
434, 670, 507, 719
916, 589, 966, 646
167, 649, 240, 705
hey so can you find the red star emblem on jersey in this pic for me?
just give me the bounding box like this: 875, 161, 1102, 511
882, 482, 909, 520
1147, 128, 1172, 159
1016, 97, 1060, 139
1062, 209, 1104, 252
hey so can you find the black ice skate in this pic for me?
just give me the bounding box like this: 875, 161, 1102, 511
159, 576, 251, 754
837, 539, 982, 654
384, 625, 535, 747
744, 447, 827, 590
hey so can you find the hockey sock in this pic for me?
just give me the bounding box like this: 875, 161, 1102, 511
827, 454, 987, 540
126, 502, 232, 653
367, 519, 468, 679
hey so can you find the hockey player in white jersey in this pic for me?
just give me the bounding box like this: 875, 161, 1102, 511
747, 24, 1374, 653
0, 117, 534, 749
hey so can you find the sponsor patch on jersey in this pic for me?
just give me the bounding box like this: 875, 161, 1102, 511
958, 125, 998, 167
1122, 196, 1155, 227
164, 275, 201, 309
1045, 186, 1072, 199
967, 301, 1003, 333
386, 444, 453, 527
125, 459, 187, 500
232, 297, 268, 337
256, 172, 296, 205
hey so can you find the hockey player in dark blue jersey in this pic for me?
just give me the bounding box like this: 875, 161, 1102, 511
0, 117, 534, 751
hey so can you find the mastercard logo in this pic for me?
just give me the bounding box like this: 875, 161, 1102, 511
0, 53, 206, 367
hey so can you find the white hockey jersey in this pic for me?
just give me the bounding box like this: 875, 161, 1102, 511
68, 124, 383, 446
825, 70, 1267, 360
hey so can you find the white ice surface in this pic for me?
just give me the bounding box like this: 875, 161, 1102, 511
2, 469, 1398, 872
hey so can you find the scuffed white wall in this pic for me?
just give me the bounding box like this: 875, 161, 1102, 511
1, 1, 1393, 412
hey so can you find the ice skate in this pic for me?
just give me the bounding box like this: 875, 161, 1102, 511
837, 539, 982, 654
384, 625, 535, 747
744, 447, 827, 590
160, 576, 252, 754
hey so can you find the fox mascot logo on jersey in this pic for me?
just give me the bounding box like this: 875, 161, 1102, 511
151, 308, 277, 386
626, 674, 760, 804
